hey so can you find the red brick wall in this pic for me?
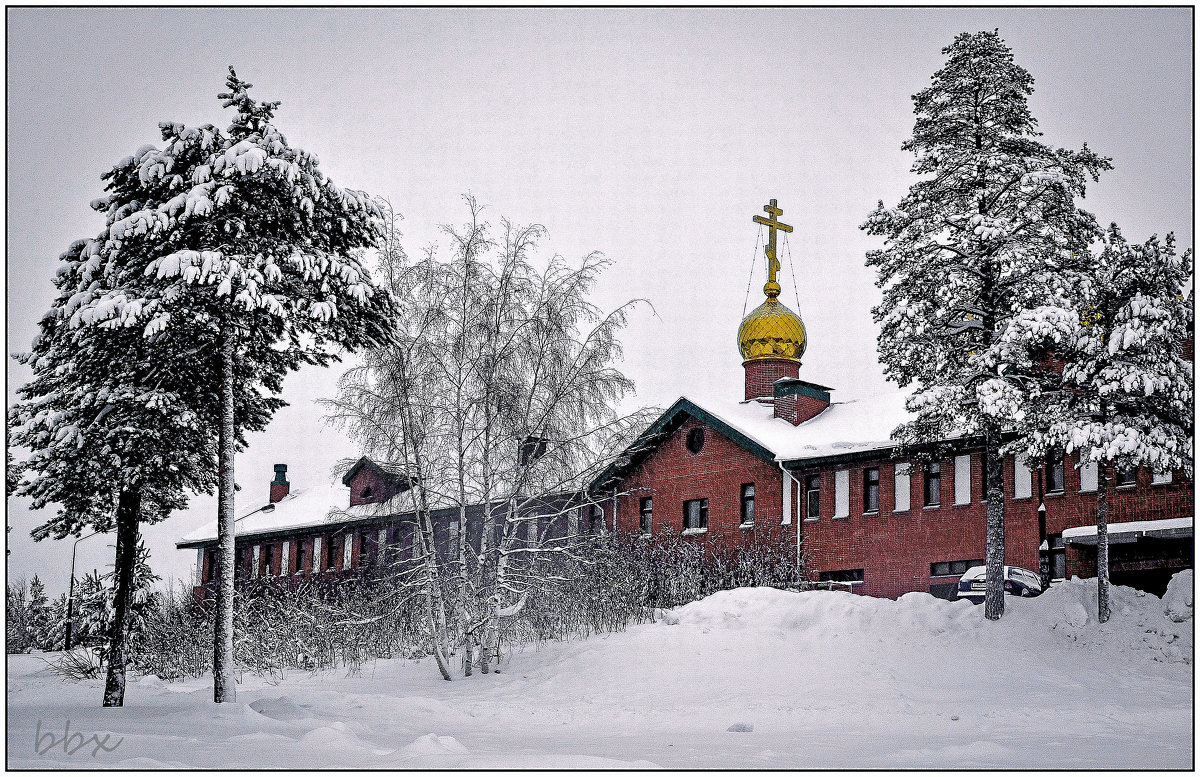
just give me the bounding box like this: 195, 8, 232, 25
605, 416, 794, 550
796, 450, 1192, 599
743, 359, 799, 401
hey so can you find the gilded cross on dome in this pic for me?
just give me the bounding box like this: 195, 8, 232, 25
752, 199, 793, 298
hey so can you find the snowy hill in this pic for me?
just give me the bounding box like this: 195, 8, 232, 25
8, 575, 1191, 768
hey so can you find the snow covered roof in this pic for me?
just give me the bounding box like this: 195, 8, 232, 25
178, 475, 354, 546
1063, 516, 1192, 544
592, 389, 916, 490
684, 390, 914, 463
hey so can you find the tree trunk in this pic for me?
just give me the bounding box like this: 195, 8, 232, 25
213, 321, 237, 703
983, 434, 1006, 621
102, 489, 140, 707
1096, 463, 1111, 623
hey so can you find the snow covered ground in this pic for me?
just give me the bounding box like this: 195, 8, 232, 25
8, 575, 1192, 769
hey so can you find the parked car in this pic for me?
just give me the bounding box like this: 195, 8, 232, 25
957, 565, 1043, 603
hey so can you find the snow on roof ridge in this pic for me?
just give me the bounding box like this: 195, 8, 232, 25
680, 389, 912, 463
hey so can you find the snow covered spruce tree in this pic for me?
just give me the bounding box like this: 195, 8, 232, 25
327, 196, 653, 678
45, 68, 395, 702
1009, 226, 1192, 622
11, 291, 223, 703
862, 30, 1111, 620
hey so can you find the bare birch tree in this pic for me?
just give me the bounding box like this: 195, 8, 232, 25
325, 196, 654, 678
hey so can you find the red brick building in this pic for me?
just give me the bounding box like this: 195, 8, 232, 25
590, 202, 1192, 598
177, 458, 581, 598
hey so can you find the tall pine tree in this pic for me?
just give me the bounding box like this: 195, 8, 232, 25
59, 69, 395, 702
862, 30, 1111, 619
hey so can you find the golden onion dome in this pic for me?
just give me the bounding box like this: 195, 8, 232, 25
737, 290, 806, 363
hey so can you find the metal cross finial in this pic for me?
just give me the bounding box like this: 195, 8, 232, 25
752, 199, 793, 296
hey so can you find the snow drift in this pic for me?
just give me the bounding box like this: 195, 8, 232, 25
8, 572, 1191, 768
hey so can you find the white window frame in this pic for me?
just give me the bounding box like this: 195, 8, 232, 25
834, 470, 850, 518
1079, 461, 1098, 492
894, 464, 911, 513
1014, 458, 1033, 499
953, 455, 971, 505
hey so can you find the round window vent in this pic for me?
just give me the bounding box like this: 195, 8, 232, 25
686, 427, 705, 454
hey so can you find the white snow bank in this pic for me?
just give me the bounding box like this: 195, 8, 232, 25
7, 582, 1191, 769
1163, 569, 1193, 623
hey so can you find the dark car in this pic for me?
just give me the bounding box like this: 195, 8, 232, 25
957, 565, 1043, 603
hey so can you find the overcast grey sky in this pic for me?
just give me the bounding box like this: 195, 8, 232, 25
6, 7, 1192, 591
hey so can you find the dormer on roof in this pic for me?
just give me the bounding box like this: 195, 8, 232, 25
341, 457, 416, 507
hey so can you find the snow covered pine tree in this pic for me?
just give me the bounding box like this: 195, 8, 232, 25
12, 292, 220, 705
1009, 225, 1192, 622
26, 68, 395, 703
862, 30, 1111, 620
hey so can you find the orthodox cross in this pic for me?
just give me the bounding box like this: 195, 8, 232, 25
752, 199, 792, 295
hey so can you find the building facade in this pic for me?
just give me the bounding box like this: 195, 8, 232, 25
178, 459, 581, 599
591, 200, 1193, 598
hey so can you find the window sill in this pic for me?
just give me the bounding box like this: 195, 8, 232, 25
803, 517, 820, 523
1151, 482, 1175, 487
952, 501, 971, 507
1045, 491, 1064, 498
922, 505, 941, 510
638, 533, 652, 540
1116, 484, 1136, 490
681, 527, 708, 536
832, 514, 850, 520
862, 510, 879, 517
739, 522, 755, 530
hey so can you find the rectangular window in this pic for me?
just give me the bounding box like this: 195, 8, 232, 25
683, 498, 709, 531
586, 505, 604, 534
1116, 468, 1137, 487
361, 530, 378, 566
924, 462, 941, 507
293, 538, 308, 573
204, 548, 218, 583
930, 558, 985, 577
262, 543, 277, 576
326, 535, 341, 570
953, 455, 971, 505
740, 484, 755, 526
1079, 461, 1098, 492
862, 468, 880, 513
1046, 456, 1065, 493
1014, 457, 1033, 499
818, 568, 865, 584
639, 497, 653, 534
834, 470, 850, 518
804, 475, 821, 520
235, 546, 250, 578
1152, 469, 1174, 485
894, 464, 911, 512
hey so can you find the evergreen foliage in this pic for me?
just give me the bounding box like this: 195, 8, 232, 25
1010, 225, 1193, 620
862, 30, 1111, 619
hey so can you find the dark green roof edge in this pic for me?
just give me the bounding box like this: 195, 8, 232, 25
589, 397, 777, 492
773, 381, 831, 402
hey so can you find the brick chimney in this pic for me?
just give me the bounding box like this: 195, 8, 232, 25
744, 358, 799, 402
270, 464, 290, 503
771, 378, 831, 425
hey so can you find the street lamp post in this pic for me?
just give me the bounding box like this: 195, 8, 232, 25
64, 531, 98, 651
